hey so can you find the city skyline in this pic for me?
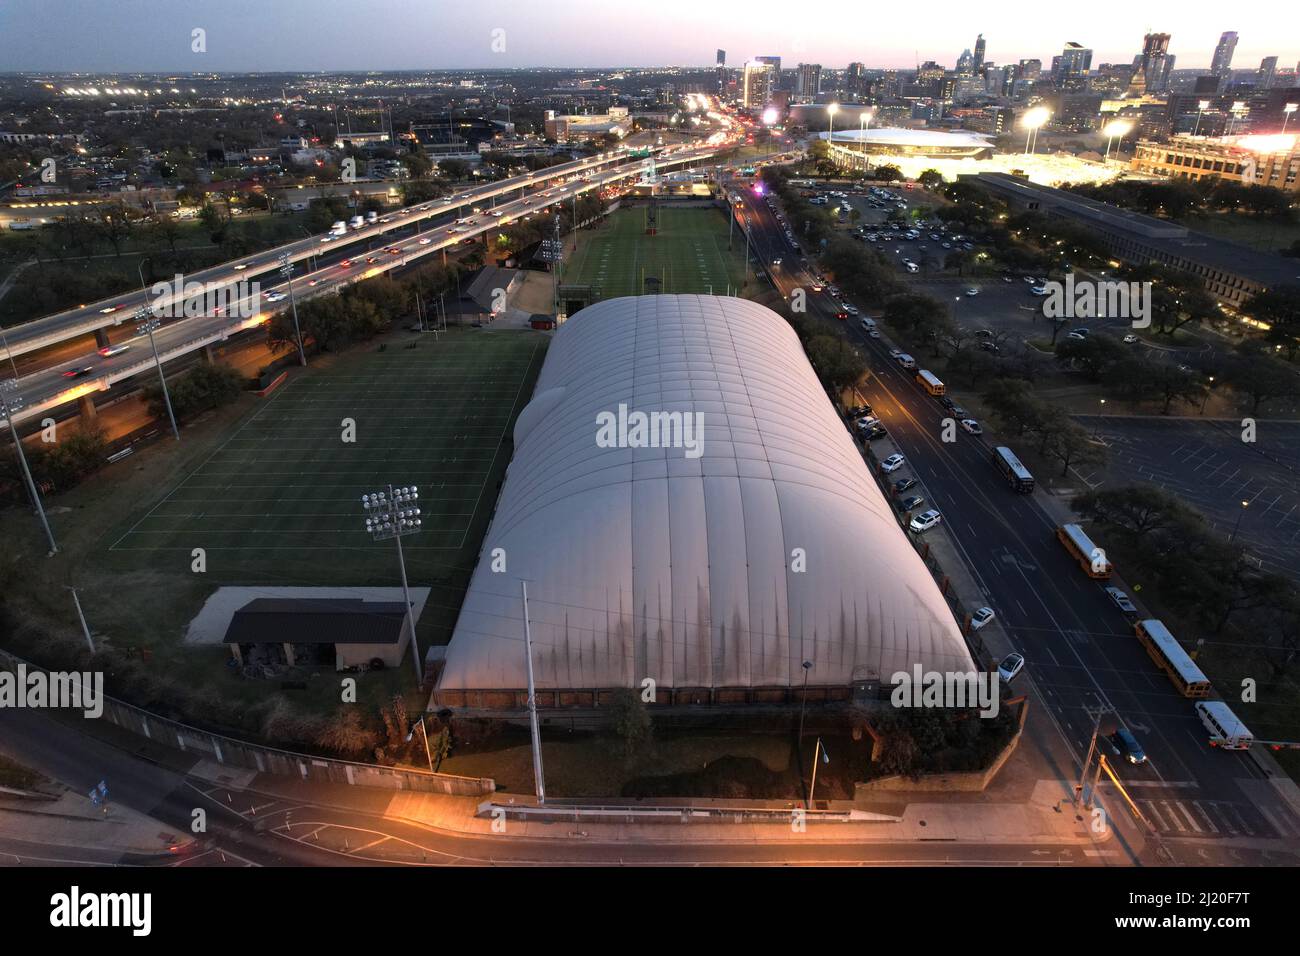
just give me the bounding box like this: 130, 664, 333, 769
2, 0, 1298, 73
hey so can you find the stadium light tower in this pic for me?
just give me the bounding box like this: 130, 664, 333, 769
134, 308, 180, 441
277, 253, 307, 366
1283, 103, 1298, 135
0, 380, 58, 555
361, 485, 424, 682
1227, 101, 1247, 135
1103, 119, 1133, 161
1194, 100, 1211, 136
1022, 106, 1050, 155
826, 101, 839, 149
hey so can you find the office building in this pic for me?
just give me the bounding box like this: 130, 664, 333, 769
742, 60, 774, 108
1211, 31, 1238, 78
795, 63, 823, 100
1258, 57, 1278, 89
974, 34, 987, 73
1132, 133, 1300, 194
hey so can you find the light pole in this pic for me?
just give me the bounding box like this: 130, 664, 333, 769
807, 736, 829, 808
1094, 398, 1106, 437
66, 585, 94, 653
135, 309, 180, 441
1229, 499, 1250, 543
520, 579, 547, 804
797, 660, 812, 745
1227, 101, 1247, 135
1103, 119, 1133, 161
1200, 375, 1215, 413
1022, 106, 1050, 155
361, 485, 424, 683
0, 380, 58, 555
277, 253, 307, 366
1193, 100, 1211, 136
1283, 103, 1298, 135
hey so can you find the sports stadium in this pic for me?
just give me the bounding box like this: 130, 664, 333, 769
434, 296, 975, 711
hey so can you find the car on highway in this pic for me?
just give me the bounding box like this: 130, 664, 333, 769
908, 509, 942, 533
97, 343, 131, 357
366, 256, 380, 264
997, 652, 1025, 683
233, 263, 249, 271
965, 288, 979, 296
881, 454, 906, 473
264, 291, 287, 303
970, 607, 996, 630
63, 365, 96, 378
1105, 586, 1138, 613
899, 494, 925, 511
419, 237, 433, 245
959, 419, 982, 435
888, 348, 903, 359
340, 258, 352, 267
98, 304, 122, 315
1123, 333, 1139, 344
1107, 727, 1148, 765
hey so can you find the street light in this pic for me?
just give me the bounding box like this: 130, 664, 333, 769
807, 736, 830, 808
0, 380, 58, 555
797, 660, 813, 745
1283, 103, 1299, 135
1103, 119, 1133, 161
405, 714, 435, 772
1021, 106, 1050, 155
277, 253, 307, 366
1229, 499, 1250, 543
1193, 100, 1211, 136
135, 309, 180, 441
361, 485, 424, 683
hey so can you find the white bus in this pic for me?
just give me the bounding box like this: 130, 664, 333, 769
916, 369, 945, 396
1056, 523, 1112, 579
1195, 701, 1253, 750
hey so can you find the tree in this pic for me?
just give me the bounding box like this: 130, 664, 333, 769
874, 164, 902, 182
1244, 285, 1300, 361
918, 169, 944, 189
1149, 362, 1204, 414
1218, 343, 1300, 413
438, 158, 472, 180
1055, 333, 1126, 381
1038, 411, 1106, 476
806, 335, 867, 390
607, 688, 652, 759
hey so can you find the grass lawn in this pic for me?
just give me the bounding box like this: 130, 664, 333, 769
1, 326, 546, 722
564, 205, 747, 299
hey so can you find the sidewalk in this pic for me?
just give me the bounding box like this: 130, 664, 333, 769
186, 757, 1105, 847
0, 786, 192, 857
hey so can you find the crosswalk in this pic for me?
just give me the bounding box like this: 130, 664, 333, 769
1136, 797, 1300, 839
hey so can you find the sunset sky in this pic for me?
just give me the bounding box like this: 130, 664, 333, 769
2, 0, 1297, 73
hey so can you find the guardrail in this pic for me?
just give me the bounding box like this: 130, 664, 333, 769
0, 647, 495, 797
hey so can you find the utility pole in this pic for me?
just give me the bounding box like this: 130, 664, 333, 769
278, 253, 307, 366
135, 308, 180, 442
66, 586, 94, 653
521, 580, 547, 804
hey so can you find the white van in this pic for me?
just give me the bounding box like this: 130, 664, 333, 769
896, 353, 916, 370
1195, 701, 1253, 750
860, 317, 876, 331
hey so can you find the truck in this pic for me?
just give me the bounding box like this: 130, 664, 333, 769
366, 210, 378, 224
330, 221, 347, 236
349, 215, 365, 230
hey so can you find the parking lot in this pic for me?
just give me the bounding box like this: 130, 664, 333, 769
1074, 416, 1300, 578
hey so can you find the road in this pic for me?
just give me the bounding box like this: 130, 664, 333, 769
739, 180, 1300, 857
2, 138, 739, 428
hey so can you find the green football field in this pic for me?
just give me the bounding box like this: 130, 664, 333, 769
563, 205, 748, 299
103, 329, 547, 643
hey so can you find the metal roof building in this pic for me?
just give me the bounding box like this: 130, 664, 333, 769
435, 296, 974, 709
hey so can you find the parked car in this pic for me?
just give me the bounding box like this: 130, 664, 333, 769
1123, 333, 1139, 344
893, 476, 917, 494
959, 419, 982, 435
970, 606, 996, 630
997, 652, 1025, 682
908, 509, 942, 533
900, 494, 925, 511
865, 425, 888, 440
881, 454, 906, 472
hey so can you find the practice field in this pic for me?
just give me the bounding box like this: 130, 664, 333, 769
564, 205, 747, 299
104, 329, 547, 644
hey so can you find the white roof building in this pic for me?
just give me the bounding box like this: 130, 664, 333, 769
436, 296, 974, 705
